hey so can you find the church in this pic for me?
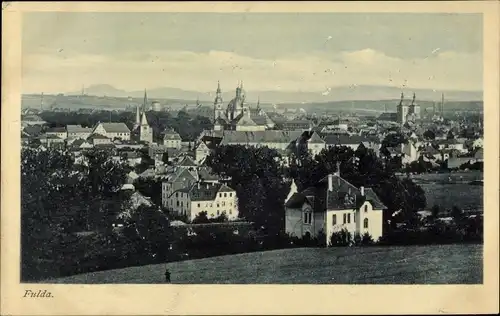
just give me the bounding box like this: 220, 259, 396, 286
397, 92, 421, 125
212, 81, 274, 132
132, 89, 153, 143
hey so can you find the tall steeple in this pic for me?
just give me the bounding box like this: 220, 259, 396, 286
135, 104, 141, 127
141, 111, 149, 126
411, 92, 416, 105
143, 89, 148, 113
441, 93, 445, 116
257, 96, 260, 110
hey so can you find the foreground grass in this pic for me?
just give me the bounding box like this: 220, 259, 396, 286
48, 244, 482, 284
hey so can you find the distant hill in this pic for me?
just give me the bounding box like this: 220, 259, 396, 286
66, 84, 482, 104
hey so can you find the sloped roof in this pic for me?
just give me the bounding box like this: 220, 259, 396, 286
358, 188, 386, 209
99, 122, 130, 133
67, 125, 93, 133
236, 114, 258, 126
189, 182, 235, 201
378, 112, 398, 121
46, 127, 66, 133
170, 167, 197, 183
88, 133, 110, 140
179, 156, 197, 167
307, 132, 326, 144
164, 129, 182, 140
214, 116, 228, 125
220, 130, 303, 145
197, 167, 220, 181
286, 174, 386, 211
323, 135, 376, 146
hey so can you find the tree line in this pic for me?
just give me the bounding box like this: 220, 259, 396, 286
39, 110, 212, 142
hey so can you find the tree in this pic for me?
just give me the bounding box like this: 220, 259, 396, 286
451, 206, 464, 224
192, 211, 210, 224
78, 149, 128, 230
206, 145, 288, 234
430, 205, 440, 222
446, 130, 455, 140
382, 132, 406, 149
125, 205, 172, 260
162, 152, 169, 164
423, 130, 435, 140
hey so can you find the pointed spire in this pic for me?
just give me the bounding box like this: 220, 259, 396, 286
143, 89, 148, 112
136, 104, 141, 126
217, 80, 221, 92
141, 111, 149, 126
412, 92, 416, 105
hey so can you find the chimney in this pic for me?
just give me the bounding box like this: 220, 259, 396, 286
328, 174, 333, 192
206, 183, 209, 189
360, 186, 365, 196
197, 182, 200, 189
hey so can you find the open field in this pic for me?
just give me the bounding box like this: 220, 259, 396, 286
48, 244, 482, 284
405, 171, 483, 211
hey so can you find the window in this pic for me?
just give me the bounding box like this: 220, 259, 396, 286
364, 218, 369, 229
364, 205, 368, 212
224, 193, 227, 197
343, 213, 347, 224
332, 214, 337, 225
219, 193, 222, 198
176, 193, 178, 198
217, 203, 220, 208
347, 213, 351, 224
197, 203, 200, 208
304, 212, 312, 224
230, 193, 232, 197
176, 201, 179, 207
353, 213, 356, 223
181, 201, 183, 207
229, 210, 232, 214
217, 210, 220, 215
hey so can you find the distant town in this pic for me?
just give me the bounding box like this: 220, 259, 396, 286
21, 81, 483, 283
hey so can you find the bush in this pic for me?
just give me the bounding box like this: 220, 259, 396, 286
329, 229, 352, 247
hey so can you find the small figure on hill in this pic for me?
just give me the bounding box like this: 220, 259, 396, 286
165, 268, 171, 283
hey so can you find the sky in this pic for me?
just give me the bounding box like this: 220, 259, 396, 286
22, 12, 483, 94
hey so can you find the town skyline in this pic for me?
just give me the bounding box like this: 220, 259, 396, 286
22, 12, 482, 94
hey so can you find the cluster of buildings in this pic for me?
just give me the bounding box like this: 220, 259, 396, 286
21, 82, 483, 242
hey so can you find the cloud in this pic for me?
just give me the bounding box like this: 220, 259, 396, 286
21, 48, 482, 94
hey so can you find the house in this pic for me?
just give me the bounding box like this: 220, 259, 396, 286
87, 133, 112, 145
472, 137, 483, 149
434, 139, 466, 152
420, 146, 442, 161
324, 135, 380, 153
306, 132, 326, 157
187, 182, 239, 221
38, 134, 65, 147
45, 127, 67, 139
66, 125, 93, 140
93, 122, 131, 141
162, 168, 198, 208
284, 172, 386, 244
281, 120, 312, 131
195, 141, 211, 164
163, 129, 182, 149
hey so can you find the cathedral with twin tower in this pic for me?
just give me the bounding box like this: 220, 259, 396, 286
212, 81, 273, 131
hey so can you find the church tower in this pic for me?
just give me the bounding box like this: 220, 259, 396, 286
135, 104, 141, 129
140, 111, 153, 143
142, 89, 148, 113
213, 81, 225, 121
397, 92, 409, 125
